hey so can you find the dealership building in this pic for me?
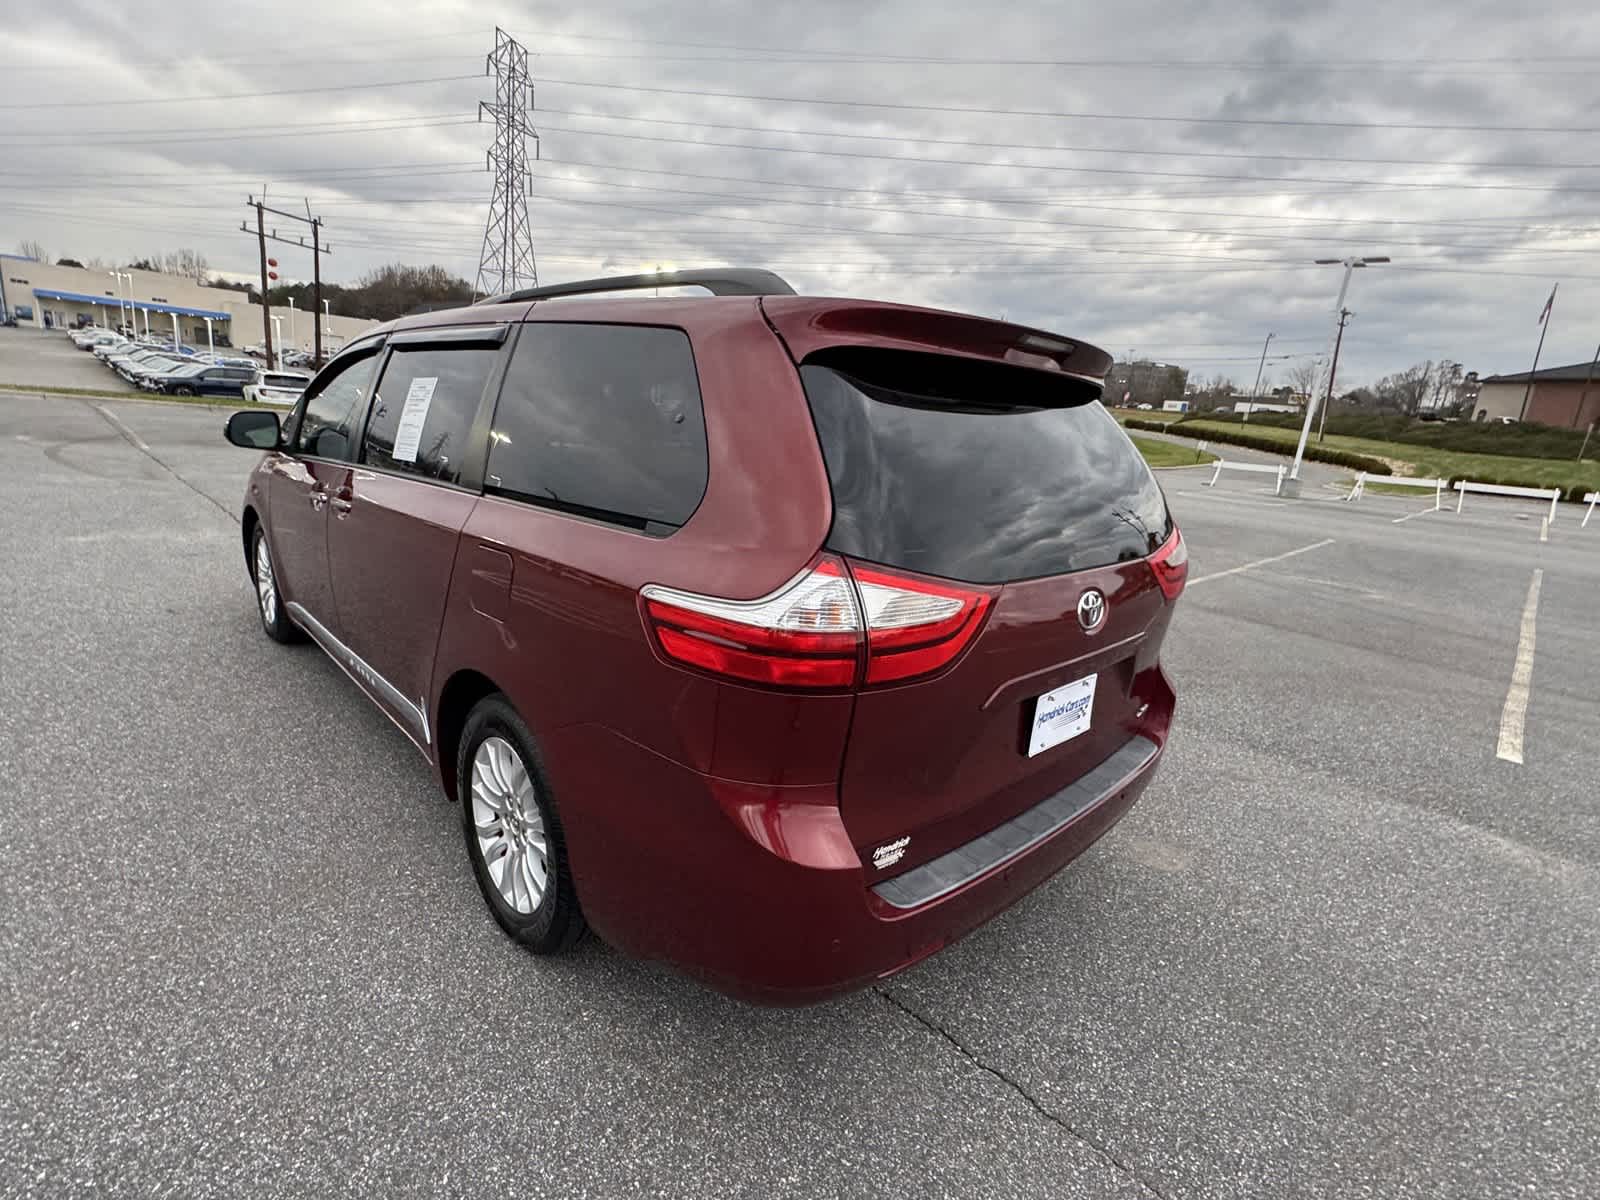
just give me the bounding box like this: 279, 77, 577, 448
1474, 361, 1600, 428
0, 254, 378, 353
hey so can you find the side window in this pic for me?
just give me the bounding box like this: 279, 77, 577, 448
293, 351, 379, 460
487, 325, 707, 533
360, 345, 499, 485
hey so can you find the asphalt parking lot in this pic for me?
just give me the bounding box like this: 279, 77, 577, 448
2, 390, 1597, 1199
0, 326, 140, 394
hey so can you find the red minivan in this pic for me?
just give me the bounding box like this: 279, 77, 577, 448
223, 269, 1184, 1003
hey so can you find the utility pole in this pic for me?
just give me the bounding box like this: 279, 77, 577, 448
253, 200, 273, 365
1290, 255, 1389, 488
474, 27, 540, 297
1246, 331, 1274, 423
242, 195, 330, 365
1319, 309, 1352, 442
312, 216, 324, 366
1575, 339, 1599, 432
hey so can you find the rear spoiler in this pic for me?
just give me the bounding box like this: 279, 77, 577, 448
760, 297, 1112, 385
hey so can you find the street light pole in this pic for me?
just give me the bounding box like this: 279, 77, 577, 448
1290, 256, 1389, 485
1247, 331, 1274, 423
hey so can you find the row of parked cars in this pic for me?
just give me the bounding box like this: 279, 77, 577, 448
70, 328, 311, 406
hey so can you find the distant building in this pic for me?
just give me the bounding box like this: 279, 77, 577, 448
1474, 362, 1600, 427
0, 255, 378, 352
1107, 359, 1188, 408
1233, 400, 1299, 415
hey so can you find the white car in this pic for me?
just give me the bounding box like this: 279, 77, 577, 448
243, 370, 311, 407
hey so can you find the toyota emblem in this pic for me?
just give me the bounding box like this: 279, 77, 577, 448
1076, 589, 1107, 633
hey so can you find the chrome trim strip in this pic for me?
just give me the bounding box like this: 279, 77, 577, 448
285, 601, 430, 745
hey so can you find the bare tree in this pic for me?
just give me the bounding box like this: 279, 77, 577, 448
1376, 361, 1435, 415
1428, 360, 1462, 412
16, 238, 48, 262
1284, 358, 1323, 401
158, 248, 211, 282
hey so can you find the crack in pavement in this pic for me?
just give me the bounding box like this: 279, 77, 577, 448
87, 400, 239, 525
874, 986, 1172, 1200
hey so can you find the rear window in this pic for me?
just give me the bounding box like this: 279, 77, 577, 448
801, 348, 1170, 583
262, 374, 306, 389
485, 324, 707, 534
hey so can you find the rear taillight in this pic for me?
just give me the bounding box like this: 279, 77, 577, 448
642, 556, 863, 689
849, 562, 994, 685
641, 556, 994, 690
1149, 527, 1187, 601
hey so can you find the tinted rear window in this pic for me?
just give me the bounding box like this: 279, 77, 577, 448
801, 348, 1170, 583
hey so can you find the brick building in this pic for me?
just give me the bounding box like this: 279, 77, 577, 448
1475, 362, 1600, 427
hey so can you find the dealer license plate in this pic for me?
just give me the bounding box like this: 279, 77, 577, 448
1027, 673, 1097, 757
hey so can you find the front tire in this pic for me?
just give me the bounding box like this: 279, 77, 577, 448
250, 525, 302, 644
459, 696, 586, 955
172, 385, 195, 397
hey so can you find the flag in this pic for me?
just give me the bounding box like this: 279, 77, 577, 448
1539, 284, 1558, 325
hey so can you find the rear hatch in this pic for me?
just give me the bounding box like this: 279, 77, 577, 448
765, 302, 1179, 880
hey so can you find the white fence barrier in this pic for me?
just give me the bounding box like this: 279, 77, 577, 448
1583, 491, 1598, 528
1453, 480, 1561, 522
1206, 459, 1286, 496
1345, 472, 1447, 509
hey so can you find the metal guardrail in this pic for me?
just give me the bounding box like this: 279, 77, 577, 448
1344, 472, 1447, 509
1583, 491, 1598, 528
1453, 480, 1561, 521
1206, 459, 1286, 496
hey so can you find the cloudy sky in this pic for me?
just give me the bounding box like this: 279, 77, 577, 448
4, 1, 1600, 386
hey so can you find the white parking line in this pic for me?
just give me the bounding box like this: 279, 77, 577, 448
1539, 517, 1549, 543
1187, 538, 1336, 587
94, 403, 150, 452
1495, 569, 1543, 766
1392, 507, 1438, 524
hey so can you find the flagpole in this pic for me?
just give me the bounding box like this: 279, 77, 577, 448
1521, 284, 1558, 421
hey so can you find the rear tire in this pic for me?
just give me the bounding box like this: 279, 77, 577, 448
173, 385, 195, 397
458, 696, 586, 955
250, 525, 302, 644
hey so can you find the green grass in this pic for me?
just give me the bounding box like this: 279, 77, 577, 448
1170, 418, 1600, 497
1130, 434, 1217, 468
1112, 407, 1182, 424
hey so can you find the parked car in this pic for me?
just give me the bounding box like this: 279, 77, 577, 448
243, 370, 312, 407
105, 347, 166, 371
151, 363, 256, 397
120, 355, 187, 385
221, 268, 1183, 1003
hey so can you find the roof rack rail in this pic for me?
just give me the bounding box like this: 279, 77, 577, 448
476, 267, 796, 306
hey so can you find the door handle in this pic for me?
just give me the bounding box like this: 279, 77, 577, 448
309, 486, 328, 511
330, 486, 353, 517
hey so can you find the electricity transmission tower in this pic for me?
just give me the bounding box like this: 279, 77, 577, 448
474, 27, 539, 298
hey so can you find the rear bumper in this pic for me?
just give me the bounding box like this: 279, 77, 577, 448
544, 709, 1168, 1005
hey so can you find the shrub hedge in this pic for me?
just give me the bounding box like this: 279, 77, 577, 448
1121, 419, 1393, 475
1188, 410, 1596, 461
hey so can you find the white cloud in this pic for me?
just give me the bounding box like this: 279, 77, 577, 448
4, 0, 1600, 382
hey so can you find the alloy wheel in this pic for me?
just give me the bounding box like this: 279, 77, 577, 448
254, 534, 277, 627
470, 736, 549, 914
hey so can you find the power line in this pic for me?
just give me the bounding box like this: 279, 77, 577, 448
535, 122, 1600, 194
533, 106, 1600, 174
530, 77, 1600, 135
0, 73, 481, 110
0, 117, 478, 150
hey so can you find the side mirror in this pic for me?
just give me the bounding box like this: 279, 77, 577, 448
225, 410, 280, 449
